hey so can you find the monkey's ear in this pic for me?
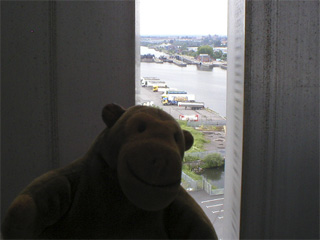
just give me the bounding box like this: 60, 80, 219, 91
102, 103, 126, 128
183, 130, 194, 151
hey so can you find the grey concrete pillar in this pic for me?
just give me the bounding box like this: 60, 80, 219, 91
1, 0, 136, 222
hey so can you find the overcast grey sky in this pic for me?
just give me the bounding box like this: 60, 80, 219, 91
139, 0, 228, 36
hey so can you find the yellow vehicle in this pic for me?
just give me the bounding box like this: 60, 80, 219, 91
162, 96, 189, 105
153, 86, 158, 92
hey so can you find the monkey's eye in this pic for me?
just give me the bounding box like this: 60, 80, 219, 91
137, 122, 146, 133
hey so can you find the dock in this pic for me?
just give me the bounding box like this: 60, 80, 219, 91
137, 85, 226, 125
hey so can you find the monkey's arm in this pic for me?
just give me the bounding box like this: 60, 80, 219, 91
1, 172, 71, 239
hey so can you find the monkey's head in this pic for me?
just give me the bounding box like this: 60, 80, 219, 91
100, 103, 193, 211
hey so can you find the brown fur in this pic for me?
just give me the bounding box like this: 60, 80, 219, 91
1, 104, 217, 239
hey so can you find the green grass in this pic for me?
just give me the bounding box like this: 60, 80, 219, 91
182, 165, 203, 181
178, 120, 209, 153
183, 154, 199, 162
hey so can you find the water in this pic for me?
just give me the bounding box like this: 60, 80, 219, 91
140, 46, 227, 117
201, 168, 225, 189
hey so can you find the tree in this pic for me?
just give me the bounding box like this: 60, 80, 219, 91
197, 45, 214, 58
212, 50, 223, 60
221, 53, 227, 61
213, 39, 222, 47
201, 153, 225, 168
180, 43, 188, 51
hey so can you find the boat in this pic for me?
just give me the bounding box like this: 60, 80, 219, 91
173, 59, 187, 67
154, 57, 163, 64
159, 55, 173, 63
196, 62, 215, 71
141, 54, 155, 62
220, 63, 227, 70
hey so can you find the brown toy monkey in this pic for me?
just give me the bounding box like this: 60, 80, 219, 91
2, 103, 218, 239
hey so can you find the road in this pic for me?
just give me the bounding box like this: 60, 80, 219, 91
189, 190, 224, 239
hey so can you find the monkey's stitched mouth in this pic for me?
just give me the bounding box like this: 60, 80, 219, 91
126, 162, 181, 188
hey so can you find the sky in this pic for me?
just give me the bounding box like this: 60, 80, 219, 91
139, 0, 228, 36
